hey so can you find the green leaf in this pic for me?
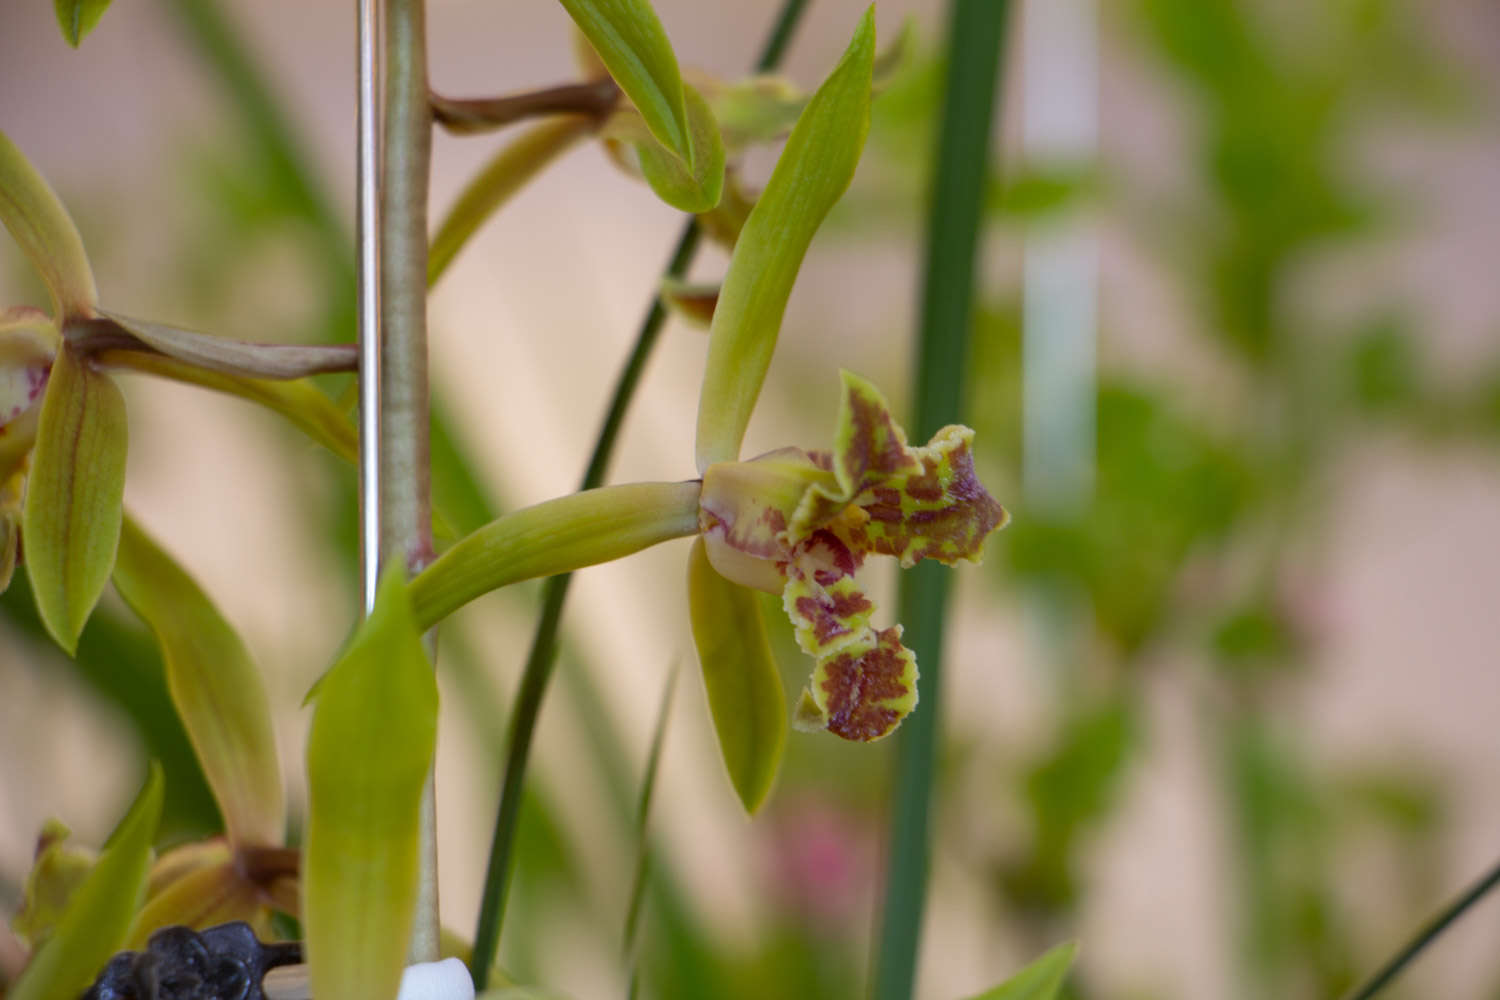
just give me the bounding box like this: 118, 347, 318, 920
112, 516, 284, 847
10, 763, 163, 1000
22, 344, 127, 654
629, 84, 725, 213
963, 942, 1077, 1000
0, 129, 97, 318
54, 0, 114, 46
695, 8, 875, 472
429, 117, 594, 288
686, 538, 786, 812
305, 566, 438, 1000
409, 480, 701, 630
559, 0, 690, 162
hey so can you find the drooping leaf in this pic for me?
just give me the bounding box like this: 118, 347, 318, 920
97, 311, 357, 380
695, 8, 876, 472
22, 344, 127, 654
112, 516, 284, 847
963, 941, 1077, 1000
0, 130, 97, 319
409, 480, 701, 630
53, 0, 114, 46
9, 763, 163, 1000
687, 538, 785, 812
627, 84, 725, 213
304, 566, 438, 1000
558, 0, 690, 162
429, 117, 595, 288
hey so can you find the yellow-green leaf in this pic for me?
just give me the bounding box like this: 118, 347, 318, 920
559, 0, 690, 162
0, 130, 97, 319
430, 117, 594, 288
963, 942, 1078, 1000
54, 0, 114, 47
9, 763, 162, 1000
305, 566, 438, 1000
112, 516, 284, 847
687, 538, 786, 813
630, 84, 724, 213
695, 8, 875, 472
22, 344, 126, 654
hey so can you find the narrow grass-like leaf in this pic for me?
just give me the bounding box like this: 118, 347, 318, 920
687, 538, 786, 812
54, 0, 114, 46
964, 942, 1077, 1000
559, 0, 690, 161
96, 312, 357, 379
629, 85, 725, 213
0, 130, 96, 318
409, 480, 700, 630
22, 344, 126, 654
695, 8, 875, 472
9, 763, 162, 1000
97, 349, 357, 463
112, 516, 284, 847
429, 117, 594, 288
305, 567, 438, 1000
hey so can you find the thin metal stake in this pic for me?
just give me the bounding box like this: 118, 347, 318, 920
357, 0, 383, 613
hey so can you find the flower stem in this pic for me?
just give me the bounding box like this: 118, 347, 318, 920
872, 2, 1012, 998
382, 0, 439, 964
466, 1, 816, 984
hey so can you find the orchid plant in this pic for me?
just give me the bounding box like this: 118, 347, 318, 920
1, 1, 1047, 999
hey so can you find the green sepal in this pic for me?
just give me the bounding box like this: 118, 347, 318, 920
54, 0, 114, 47
304, 566, 438, 1000
558, 0, 691, 162
9, 820, 96, 951
695, 8, 875, 472
22, 344, 127, 654
9, 763, 163, 1000
126, 858, 268, 948
98, 311, 356, 380
629, 84, 725, 213
963, 941, 1078, 1000
687, 538, 786, 813
0, 130, 97, 319
112, 516, 284, 847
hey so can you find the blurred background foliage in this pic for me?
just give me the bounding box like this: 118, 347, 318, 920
3, 0, 1500, 998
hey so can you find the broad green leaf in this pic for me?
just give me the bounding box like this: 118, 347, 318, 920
98, 311, 357, 380
430, 117, 594, 288
22, 344, 127, 654
628, 85, 725, 213
695, 8, 876, 472
305, 566, 438, 1000
54, 0, 114, 46
0, 130, 97, 319
112, 516, 284, 847
963, 942, 1078, 1000
559, 0, 690, 162
409, 480, 701, 630
10, 763, 162, 1000
97, 348, 357, 463
687, 538, 785, 812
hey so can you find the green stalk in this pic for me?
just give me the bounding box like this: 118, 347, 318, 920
382, 0, 439, 964
467, 0, 815, 984
872, 2, 1011, 998
1344, 856, 1500, 1000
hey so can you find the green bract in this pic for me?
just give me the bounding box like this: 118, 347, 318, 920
305, 567, 439, 1000
9, 764, 162, 1000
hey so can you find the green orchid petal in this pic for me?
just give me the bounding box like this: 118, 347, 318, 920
23, 343, 127, 655
686, 538, 786, 813
10, 820, 97, 952
126, 859, 268, 948
94, 312, 357, 380
0, 130, 97, 320
602, 83, 725, 213
54, 0, 115, 47
695, 9, 875, 472
305, 566, 438, 1000
112, 516, 285, 848
9, 764, 162, 1000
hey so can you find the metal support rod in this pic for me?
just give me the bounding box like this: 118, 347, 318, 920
357, 0, 383, 613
